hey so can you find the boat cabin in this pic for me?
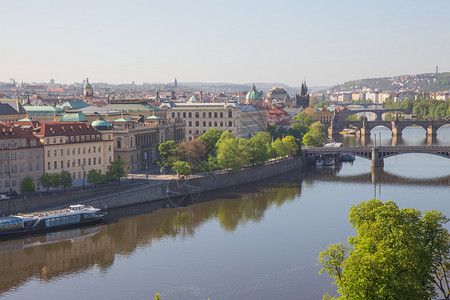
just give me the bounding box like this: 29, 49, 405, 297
69, 205, 86, 211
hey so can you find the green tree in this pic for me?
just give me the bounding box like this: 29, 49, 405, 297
39, 173, 52, 192
106, 159, 127, 183
173, 139, 207, 170
157, 141, 177, 169
318, 199, 450, 300
272, 138, 288, 158
20, 176, 35, 194
60, 170, 72, 189
266, 142, 278, 159
172, 161, 191, 178
249, 135, 269, 165
217, 137, 241, 172
50, 173, 61, 189
303, 122, 326, 146
282, 135, 300, 156
87, 169, 104, 188
293, 111, 314, 127
199, 128, 223, 157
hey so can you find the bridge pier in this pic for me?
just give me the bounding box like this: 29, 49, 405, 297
360, 126, 371, 136
391, 121, 402, 137
427, 125, 437, 137
371, 148, 384, 169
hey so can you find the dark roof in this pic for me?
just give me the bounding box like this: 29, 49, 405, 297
0, 123, 42, 145
0, 103, 21, 115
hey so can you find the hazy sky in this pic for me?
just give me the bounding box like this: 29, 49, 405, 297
1, 0, 449, 87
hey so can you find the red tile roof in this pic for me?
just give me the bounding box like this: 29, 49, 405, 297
36, 122, 101, 138
0, 123, 42, 145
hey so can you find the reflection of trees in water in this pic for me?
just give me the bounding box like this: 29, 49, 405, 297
0, 172, 304, 295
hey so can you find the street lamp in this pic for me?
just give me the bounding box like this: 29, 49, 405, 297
81, 164, 85, 190
131, 156, 134, 183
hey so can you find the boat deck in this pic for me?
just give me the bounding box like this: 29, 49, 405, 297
20, 206, 96, 218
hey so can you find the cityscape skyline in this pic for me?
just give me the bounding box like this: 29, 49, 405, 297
1, 0, 449, 87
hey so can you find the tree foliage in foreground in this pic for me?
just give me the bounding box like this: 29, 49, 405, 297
318, 199, 450, 300
20, 176, 35, 193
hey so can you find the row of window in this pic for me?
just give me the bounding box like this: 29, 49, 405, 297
45, 215, 81, 227
47, 156, 111, 170
188, 120, 233, 128
172, 110, 233, 119
47, 145, 111, 157
0, 178, 40, 188
46, 134, 103, 144
0, 162, 41, 173
0, 151, 40, 160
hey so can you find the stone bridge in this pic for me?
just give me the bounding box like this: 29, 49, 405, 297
347, 108, 412, 121
327, 120, 450, 137
303, 145, 450, 168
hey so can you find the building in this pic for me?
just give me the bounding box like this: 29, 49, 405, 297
0, 99, 27, 122
304, 107, 333, 123
111, 116, 185, 171
104, 99, 165, 121
34, 122, 114, 182
160, 101, 266, 141
266, 87, 290, 103
294, 82, 310, 109
83, 78, 94, 105
244, 84, 264, 106
0, 123, 43, 193
23, 105, 63, 122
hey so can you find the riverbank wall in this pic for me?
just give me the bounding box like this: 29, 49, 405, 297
0, 156, 304, 215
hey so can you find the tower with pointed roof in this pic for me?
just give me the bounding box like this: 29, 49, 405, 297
83, 78, 94, 105
295, 81, 310, 109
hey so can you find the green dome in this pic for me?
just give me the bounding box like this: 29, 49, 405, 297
91, 118, 112, 130
113, 117, 132, 123
245, 84, 263, 100
146, 115, 161, 120
84, 78, 92, 90
188, 94, 199, 102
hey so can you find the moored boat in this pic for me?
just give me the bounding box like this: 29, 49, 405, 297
0, 204, 105, 236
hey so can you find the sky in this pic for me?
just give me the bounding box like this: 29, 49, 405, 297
1, 0, 449, 87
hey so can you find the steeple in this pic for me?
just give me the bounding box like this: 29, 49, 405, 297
174, 78, 178, 89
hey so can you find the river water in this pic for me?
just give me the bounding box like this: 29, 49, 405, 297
0, 127, 449, 300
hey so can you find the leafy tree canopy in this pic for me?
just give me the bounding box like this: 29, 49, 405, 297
106, 159, 127, 183
87, 169, 104, 187
39, 173, 52, 191
60, 170, 73, 189
318, 199, 450, 300
20, 176, 35, 194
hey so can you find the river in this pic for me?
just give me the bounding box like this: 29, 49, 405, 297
0, 126, 449, 299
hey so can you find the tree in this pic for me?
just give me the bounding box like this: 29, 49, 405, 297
318, 199, 450, 300
282, 135, 300, 156
106, 159, 127, 183
172, 161, 191, 178
157, 141, 177, 169
272, 138, 288, 158
39, 173, 52, 192
20, 176, 35, 194
174, 139, 207, 170
199, 128, 223, 157
50, 173, 61, 189
60, 170, 72, 189
303, 122, 326, 146
217, 137, 241, 172
249, 135, 269, 165
87, 169, 104, 188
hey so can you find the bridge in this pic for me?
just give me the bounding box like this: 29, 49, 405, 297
327, 120, 450, 137
303, 145, 450, 168
346, 108, 412, 121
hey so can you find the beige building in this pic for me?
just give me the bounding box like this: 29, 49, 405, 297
160, 101, 267, 141
34, 122, 114, 181
112, 116, 185, 171
0, 123, 43, 193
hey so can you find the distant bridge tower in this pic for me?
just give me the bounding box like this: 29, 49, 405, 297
436, 66, 439, 75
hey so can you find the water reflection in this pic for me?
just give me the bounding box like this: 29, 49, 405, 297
0, 172, 303, 295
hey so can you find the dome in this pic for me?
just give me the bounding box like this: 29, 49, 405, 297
91, 118, 112, 130
146, 115, 161, 120
84, 78, 92, 90
188, 94, 199, 102
245, 84, 263, 100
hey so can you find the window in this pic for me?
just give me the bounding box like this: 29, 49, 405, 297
54, 162, 57, 169
54, 150, 57, 156
88, 158, 91, 166
195, 112, 199, 118
188, 121, 192, 127
11, 153, 16, 160
214, 112, 217, 118
78, 148, 80, 154
83, 158, 86, 165
183, 112, 186, 118
203, 112, 206, 118
98, 146, 101, 152
76, 136, 80, 141
60, 161, 63, 168
29, 163, 32, 171
203, 121, 206, 126
209, 121, 212, 127
209, 112, 212, 118
109, 156, 111, 163
99, 157, 101, 165
48, 162, 50, 170
195, 121, 199, 127
72, 148, 75, 155
229, 121, 233, 127
188, 112, 192, 118
220, 112, 223, 118
172, 112, 175, 118
83, 147, 86, 154
93, 157, 96, 165
220, 121, 223, 127
72, 160, 75, 167
36, 162, 40, 171
53, 138, 56, 143
12, 179, 16, 187
108, 145, 111, 152
67, 160, 70, 167
67, 149, 70, 155
88, 147, 91, 154
214, 121, 217, 127
71, 136, 74, 142
60, 149, 63, 156
117, 140, 121, 149
78, 159, 80, 166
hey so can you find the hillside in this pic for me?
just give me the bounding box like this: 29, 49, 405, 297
328, 72, 450, 93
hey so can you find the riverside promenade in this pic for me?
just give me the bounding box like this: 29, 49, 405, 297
0, 156, 304, 216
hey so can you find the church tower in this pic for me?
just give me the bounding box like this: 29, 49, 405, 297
295, 81, 310, 109
83, 78, 94, 105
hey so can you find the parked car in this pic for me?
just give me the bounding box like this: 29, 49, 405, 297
0, 194, 10, 200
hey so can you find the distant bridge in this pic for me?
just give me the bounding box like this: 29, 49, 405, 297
303, 145, 450, 168
327, 120, 450, 137
346, 108, 412, 121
